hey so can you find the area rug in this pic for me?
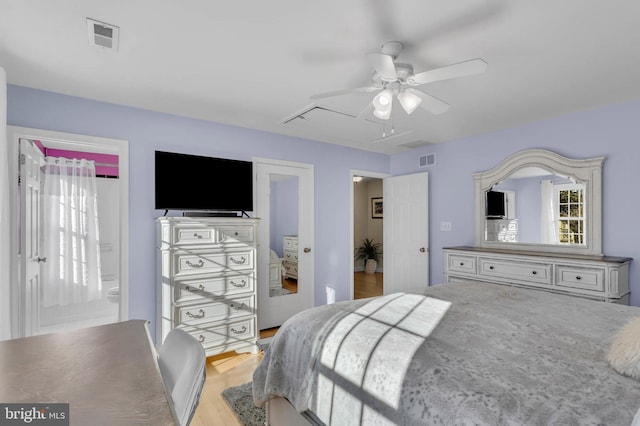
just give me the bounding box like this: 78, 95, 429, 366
257, 336, 273, 351
222, 382, 265, 426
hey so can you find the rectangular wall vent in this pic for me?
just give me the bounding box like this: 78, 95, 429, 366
87, 18, 119, 50
419, 153, 436, 167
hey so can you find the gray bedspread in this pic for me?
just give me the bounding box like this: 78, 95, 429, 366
253, 281, 640, 425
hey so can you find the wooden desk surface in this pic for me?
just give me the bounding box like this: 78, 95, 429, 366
0, 320, 174, 425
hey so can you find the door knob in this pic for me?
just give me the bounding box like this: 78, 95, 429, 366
303, 247, 311, 253
419, 247, 426, 253
36, 257, 47, 263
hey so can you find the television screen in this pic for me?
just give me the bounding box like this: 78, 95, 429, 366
155, 151, 253, 212
486, 190, 505, 218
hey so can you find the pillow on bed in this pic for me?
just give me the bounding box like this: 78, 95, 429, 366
608, 316, 640, 380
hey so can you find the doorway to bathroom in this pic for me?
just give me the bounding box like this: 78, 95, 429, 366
8, 126, 129, 338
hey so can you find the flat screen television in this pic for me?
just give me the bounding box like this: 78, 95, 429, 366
486, 190, 506, 218
155, 151, 253, 212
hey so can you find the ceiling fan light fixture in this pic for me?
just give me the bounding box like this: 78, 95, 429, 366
373, 107, 391, 120
373, 89, 393, 110
397, 90, 422, 115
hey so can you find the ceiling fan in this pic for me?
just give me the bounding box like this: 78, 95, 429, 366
310, 41, 487, 120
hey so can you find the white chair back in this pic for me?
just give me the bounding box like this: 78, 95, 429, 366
158, 328, 206, 426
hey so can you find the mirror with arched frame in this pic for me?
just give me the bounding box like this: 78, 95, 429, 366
474, 149, 605, 255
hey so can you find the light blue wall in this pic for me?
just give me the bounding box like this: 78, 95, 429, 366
9, 83, 640, 328
7, 85, 390, 338
510, 177, 541, 243
391, 99, 640, 307
270, 177, 298, 256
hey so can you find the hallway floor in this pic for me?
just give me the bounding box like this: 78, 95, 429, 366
354, 271, 383, 299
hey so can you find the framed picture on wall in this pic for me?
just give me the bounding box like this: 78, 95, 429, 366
371, 197, 383, 219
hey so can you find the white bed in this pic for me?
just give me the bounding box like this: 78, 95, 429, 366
254, 281, 640, 425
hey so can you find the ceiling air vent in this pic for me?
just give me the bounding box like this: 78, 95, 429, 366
419, 153, 436, 167
87, 18, 119, 50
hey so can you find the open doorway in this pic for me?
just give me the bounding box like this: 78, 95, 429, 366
8, 126, 129, 338
350, 170, 389, 300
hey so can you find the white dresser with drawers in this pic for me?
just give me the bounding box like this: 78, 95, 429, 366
156, 217, 260, 356
485, 219, 518, 242
282, 235, 298, 280
444, 246, 632, 304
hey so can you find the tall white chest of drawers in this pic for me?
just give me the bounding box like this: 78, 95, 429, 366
282, 235, 299, 280
156, 217, 260, 356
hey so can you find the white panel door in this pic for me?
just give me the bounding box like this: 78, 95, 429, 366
255, 158, 314, 330
19, 139, 45, 337
383, 172, 429, 294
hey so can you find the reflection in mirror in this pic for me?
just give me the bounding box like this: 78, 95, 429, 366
268, 173, 299, 297
474, 148, 605, 255
486, 167, 586, 246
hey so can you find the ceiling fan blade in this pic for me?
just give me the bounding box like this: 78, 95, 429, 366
310, 86, 378, 100
410, 59, 487, 86
367, 53, 397, 80
406, 88, 450, 115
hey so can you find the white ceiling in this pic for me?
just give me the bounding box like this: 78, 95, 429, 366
2, 0, 640, 154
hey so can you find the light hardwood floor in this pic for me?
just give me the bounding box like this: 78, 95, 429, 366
190, 328, 278, 426
354, 271, 383, 299
190, 351, 263, 426
190, 273, 381, 425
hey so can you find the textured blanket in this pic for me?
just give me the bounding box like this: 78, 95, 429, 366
253, 281, 640, 425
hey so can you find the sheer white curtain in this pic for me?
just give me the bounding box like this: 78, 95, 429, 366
540, 180, 557, 244
0, 67, 11, 340
41, 157, 102, 307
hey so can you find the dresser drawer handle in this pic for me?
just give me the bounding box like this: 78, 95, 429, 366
221, 230, 241, 239
230, 280, 247, 288
230, 256, 247, 265
489, 265, 494, 270
230, 302, 246, 310
532, 271, 537, 275
459, 262, 464, 266
576, 276, 582, 280
230, 326, 247, 335
198, 335, 205, 343
193, 233, 203, 239
186, 284, 205, 293
186, 309, 205, 319
186, 259, 205, 268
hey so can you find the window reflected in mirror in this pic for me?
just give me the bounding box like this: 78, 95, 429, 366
557, 185, 585, 244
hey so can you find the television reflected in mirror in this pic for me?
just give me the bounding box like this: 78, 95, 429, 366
486, 190, 506, 218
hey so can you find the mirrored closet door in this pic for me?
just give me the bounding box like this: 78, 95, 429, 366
255, 158, 314, 330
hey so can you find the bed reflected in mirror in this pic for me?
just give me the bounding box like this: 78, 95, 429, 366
268, 173, 299, 297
